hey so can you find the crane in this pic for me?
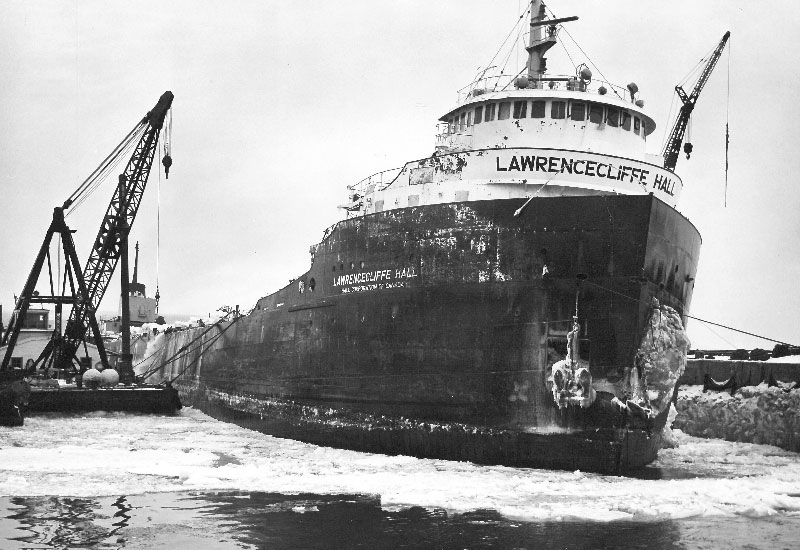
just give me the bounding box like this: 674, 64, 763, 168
662, 32, 730, 172
0, 91, 174, 379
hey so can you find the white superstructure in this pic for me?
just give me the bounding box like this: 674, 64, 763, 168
346, 1, 681, 217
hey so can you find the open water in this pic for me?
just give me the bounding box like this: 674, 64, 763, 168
1, 409, 798, 549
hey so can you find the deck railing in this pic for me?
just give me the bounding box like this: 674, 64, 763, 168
456, 74, 632, 104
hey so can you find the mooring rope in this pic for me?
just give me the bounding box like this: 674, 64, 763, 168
165, 316, 245, 385
581, 279, 798, 347
134, 313, 245, 384
136, 314, 234, 380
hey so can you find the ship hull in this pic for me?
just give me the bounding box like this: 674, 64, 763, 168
159, 195, 700, 474
178, 385, 668, 473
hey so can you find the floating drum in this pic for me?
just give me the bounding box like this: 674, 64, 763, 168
100, 369, 120, 387
83, 369, 102, 388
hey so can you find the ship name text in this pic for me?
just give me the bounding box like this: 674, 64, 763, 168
334, 266, 418, 291
496, 155, 675, 196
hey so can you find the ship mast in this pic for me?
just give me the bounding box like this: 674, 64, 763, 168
526, 0, 578, 79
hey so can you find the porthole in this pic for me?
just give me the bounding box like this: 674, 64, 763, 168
350, 262, 355, 270
309, 277, 316, 291
332, 265, 336, 272
360, 261, 365, 269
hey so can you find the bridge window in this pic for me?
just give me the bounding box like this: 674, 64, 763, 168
589, 103, 603, 124
459, 112, 466, 131
607, 107, 620, 127
485, 103, 496, 122
512, 100, 527, 119
474, 106, 483, 124
531, 100, 546, 118
570, 102, 586, 121
621, 111, 632, 131
467, 111, 473, 127
550, 101, 566, 119
448, 117, 456, 134
633, 116, 641, 135
498, 102, 511, 120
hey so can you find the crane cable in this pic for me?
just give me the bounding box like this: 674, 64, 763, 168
155, 106, 172, 313
724, 37, 731, 207
63, 120, 146, 215
156, 145, 162, 313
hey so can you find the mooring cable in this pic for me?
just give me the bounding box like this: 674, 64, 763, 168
581, 279, 798, 347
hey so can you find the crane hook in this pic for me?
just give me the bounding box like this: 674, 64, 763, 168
162, 155, 172, 179
683, 142, 693, 160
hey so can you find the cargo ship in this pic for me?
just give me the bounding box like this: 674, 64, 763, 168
152, 2, 728, 473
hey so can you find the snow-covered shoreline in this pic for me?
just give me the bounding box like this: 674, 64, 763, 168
675, 383, 800, 452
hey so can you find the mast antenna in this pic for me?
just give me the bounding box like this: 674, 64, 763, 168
526, 0, 578, 80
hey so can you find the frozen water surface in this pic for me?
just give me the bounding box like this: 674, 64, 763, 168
0, 409, 798, 548
2, 408, 799, 521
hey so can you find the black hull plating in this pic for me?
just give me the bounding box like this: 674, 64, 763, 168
161, 195, 700, 473
177, 384, 667, 474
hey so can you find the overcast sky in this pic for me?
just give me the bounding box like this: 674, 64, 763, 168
1, 0, 798, 350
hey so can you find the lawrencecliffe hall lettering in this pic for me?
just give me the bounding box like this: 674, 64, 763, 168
496, 154, 676, 196
333, 266, 418, 288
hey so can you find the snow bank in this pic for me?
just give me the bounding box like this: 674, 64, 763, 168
675, 383, 800, 451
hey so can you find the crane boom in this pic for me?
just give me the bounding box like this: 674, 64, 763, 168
61, 91, 173, 363
662, 32, 729, 172
1, 91, 173, 373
